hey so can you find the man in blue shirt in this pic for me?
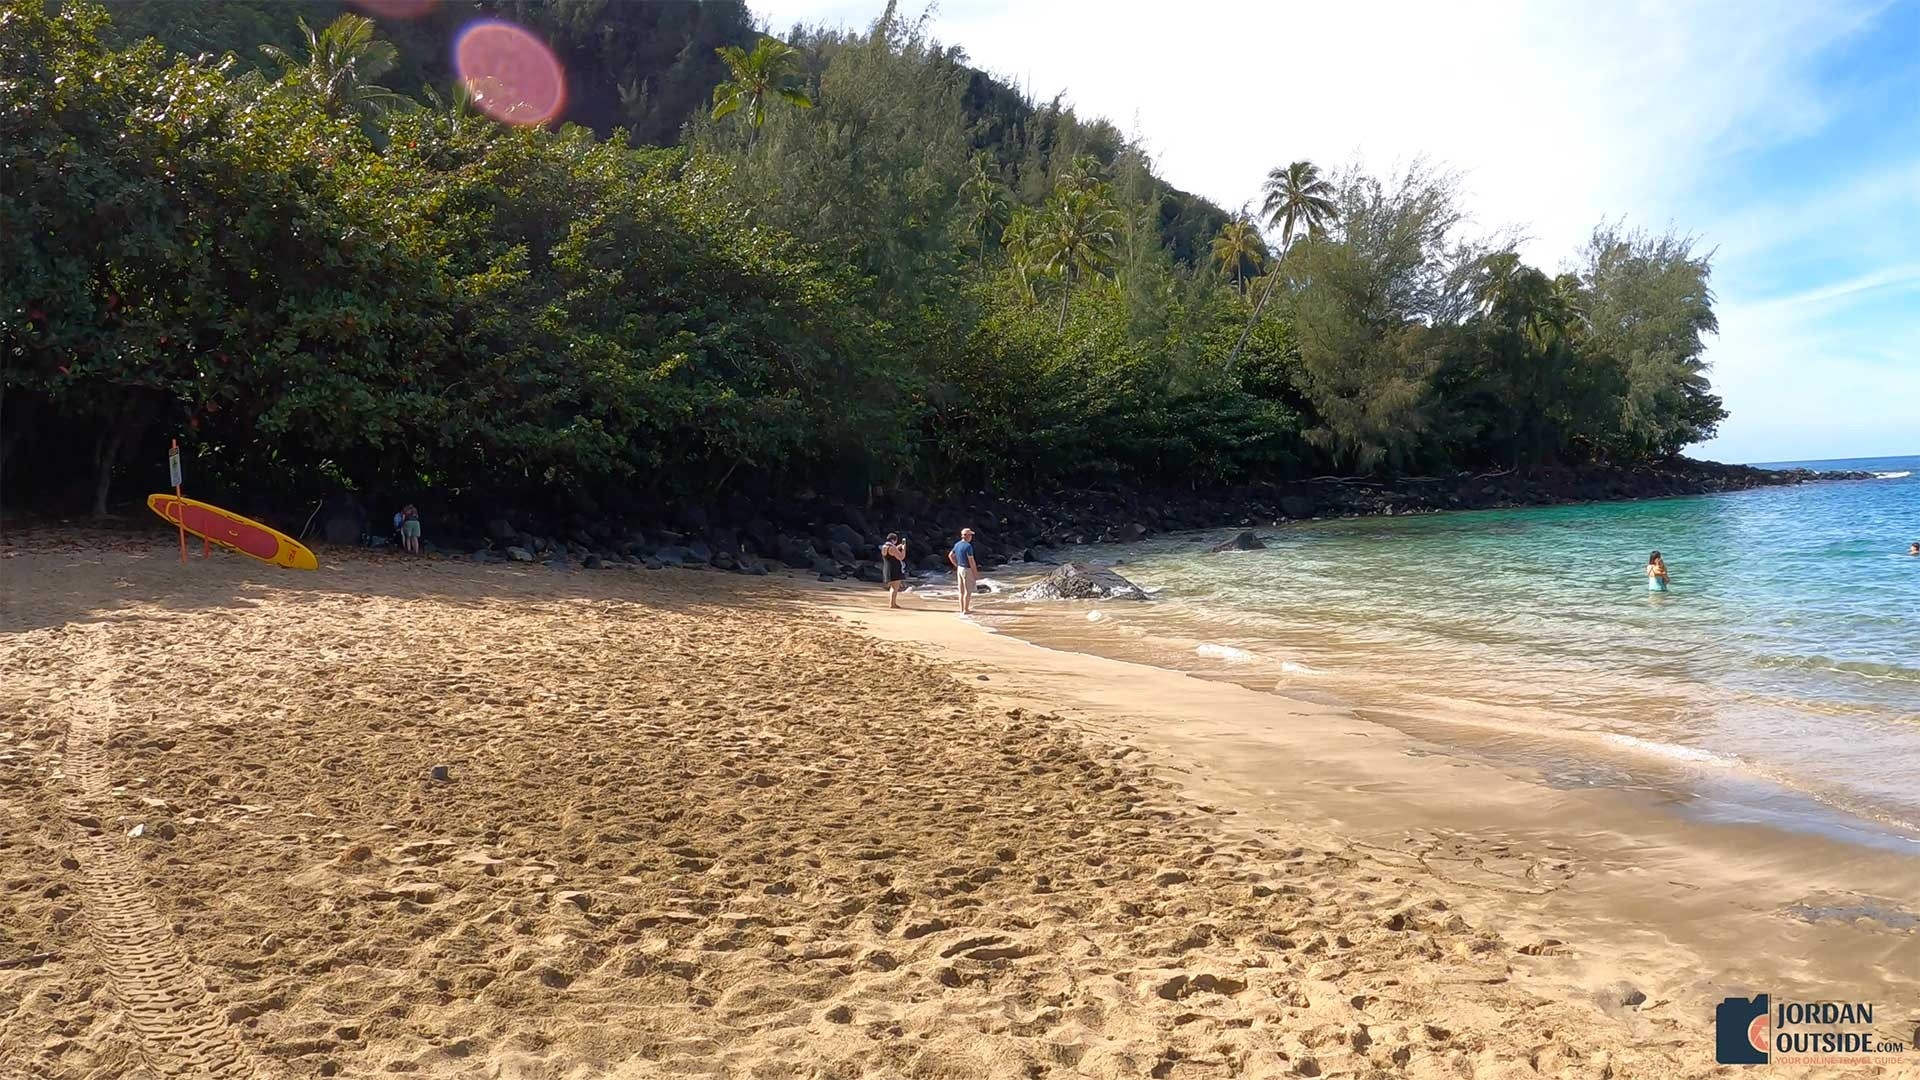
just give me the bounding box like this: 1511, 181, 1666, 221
948, 528, 979, 615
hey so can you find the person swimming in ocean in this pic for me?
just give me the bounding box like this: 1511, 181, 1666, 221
1909, 541, 1919, 556
1646, 551, 1670, 592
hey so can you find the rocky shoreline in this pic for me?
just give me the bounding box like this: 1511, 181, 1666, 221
308, 458, 1869, 581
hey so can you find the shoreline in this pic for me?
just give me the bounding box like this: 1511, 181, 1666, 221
13, 456, 1876, 586
809, 579, 1920, 1026
961, 580, 1920, 856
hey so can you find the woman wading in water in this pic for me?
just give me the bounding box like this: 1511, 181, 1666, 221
1646, 551, 1671, 593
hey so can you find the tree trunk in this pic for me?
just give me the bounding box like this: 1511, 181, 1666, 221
92, 430, 122, 517
1057, 280, 1071, 329
0, 382, 20, 476
1226, 238, 1290, 371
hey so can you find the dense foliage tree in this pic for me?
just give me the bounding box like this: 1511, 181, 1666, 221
693, 8, 976, 304
1, 0, 894, 514
1578, 227, 1725, 458
98, 0, 759, 145
2, 0, 1736, 524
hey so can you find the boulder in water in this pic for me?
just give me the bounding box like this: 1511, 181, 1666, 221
1017, 562, 1147, 601
1211, 530, 1266, 552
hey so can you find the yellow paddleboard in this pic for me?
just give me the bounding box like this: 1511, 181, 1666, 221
147, 494, 319, 570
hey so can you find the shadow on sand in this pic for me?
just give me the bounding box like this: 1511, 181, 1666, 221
0, 526, 778, 637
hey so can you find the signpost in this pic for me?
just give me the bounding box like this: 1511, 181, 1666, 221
167, 440, 208, 561
169, 441, 186, 563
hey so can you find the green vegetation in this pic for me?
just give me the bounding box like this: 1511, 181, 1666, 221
1229, 160, 1336, 369
710, 36, 814, 131
1, 0, 1726, 522
251, 13, 409, 120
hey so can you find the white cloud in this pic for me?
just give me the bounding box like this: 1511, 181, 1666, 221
754, 0, 1916, 461
1741, 263, 1920, 314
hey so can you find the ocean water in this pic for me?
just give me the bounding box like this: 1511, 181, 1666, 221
1000, 456, 1920, 850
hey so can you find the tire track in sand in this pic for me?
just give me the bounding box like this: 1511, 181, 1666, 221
58, 629, 267, 1080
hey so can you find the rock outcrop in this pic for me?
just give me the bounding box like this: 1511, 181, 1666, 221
1016, 563, 1148, 601
1211, 530, 1267, 552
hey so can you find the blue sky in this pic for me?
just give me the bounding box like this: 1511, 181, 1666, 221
755, 0, 1919, 463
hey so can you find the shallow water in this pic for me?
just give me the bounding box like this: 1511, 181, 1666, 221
992, 456, 1920, 850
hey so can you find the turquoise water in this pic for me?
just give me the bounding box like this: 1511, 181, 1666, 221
1019, 457, 1920, 849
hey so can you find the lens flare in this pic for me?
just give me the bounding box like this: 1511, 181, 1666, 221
350, 0, 438, 18
454, 20, 565, 127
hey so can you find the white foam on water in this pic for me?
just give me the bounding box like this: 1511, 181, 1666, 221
1872, 471, 1911, 479
1279, 661, 1323, 676
1195, 643, 1256, 663
1086, 611, 1104, 622
1600, 733, 1738, 768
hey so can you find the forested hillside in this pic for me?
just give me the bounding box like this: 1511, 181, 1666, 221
1, 0, 1725, 524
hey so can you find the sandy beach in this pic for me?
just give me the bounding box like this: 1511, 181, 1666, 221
2, 536, 1915, 1078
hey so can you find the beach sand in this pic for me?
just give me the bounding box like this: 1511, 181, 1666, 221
1, 537, 1913, 1078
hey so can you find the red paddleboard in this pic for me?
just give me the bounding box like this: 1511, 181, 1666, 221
146, 495, 319, 570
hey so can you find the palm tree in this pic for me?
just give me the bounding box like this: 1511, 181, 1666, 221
1226, 160, 1337, 369
1002, 207, 1043, 303
1057, 153, 1107, 196
1477, 252, 1579, 348
1210, 206, 1268, 296
1475, 252, 1584, 464
959, 153, 1009, 269
258, 14, 410, 119
419, 80, 482, 136
1036, 186, 1124, 328
710, 36, 814, 141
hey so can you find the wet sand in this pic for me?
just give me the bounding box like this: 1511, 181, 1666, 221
1, 537, 1914, 1077
836, 590, 1920, 991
